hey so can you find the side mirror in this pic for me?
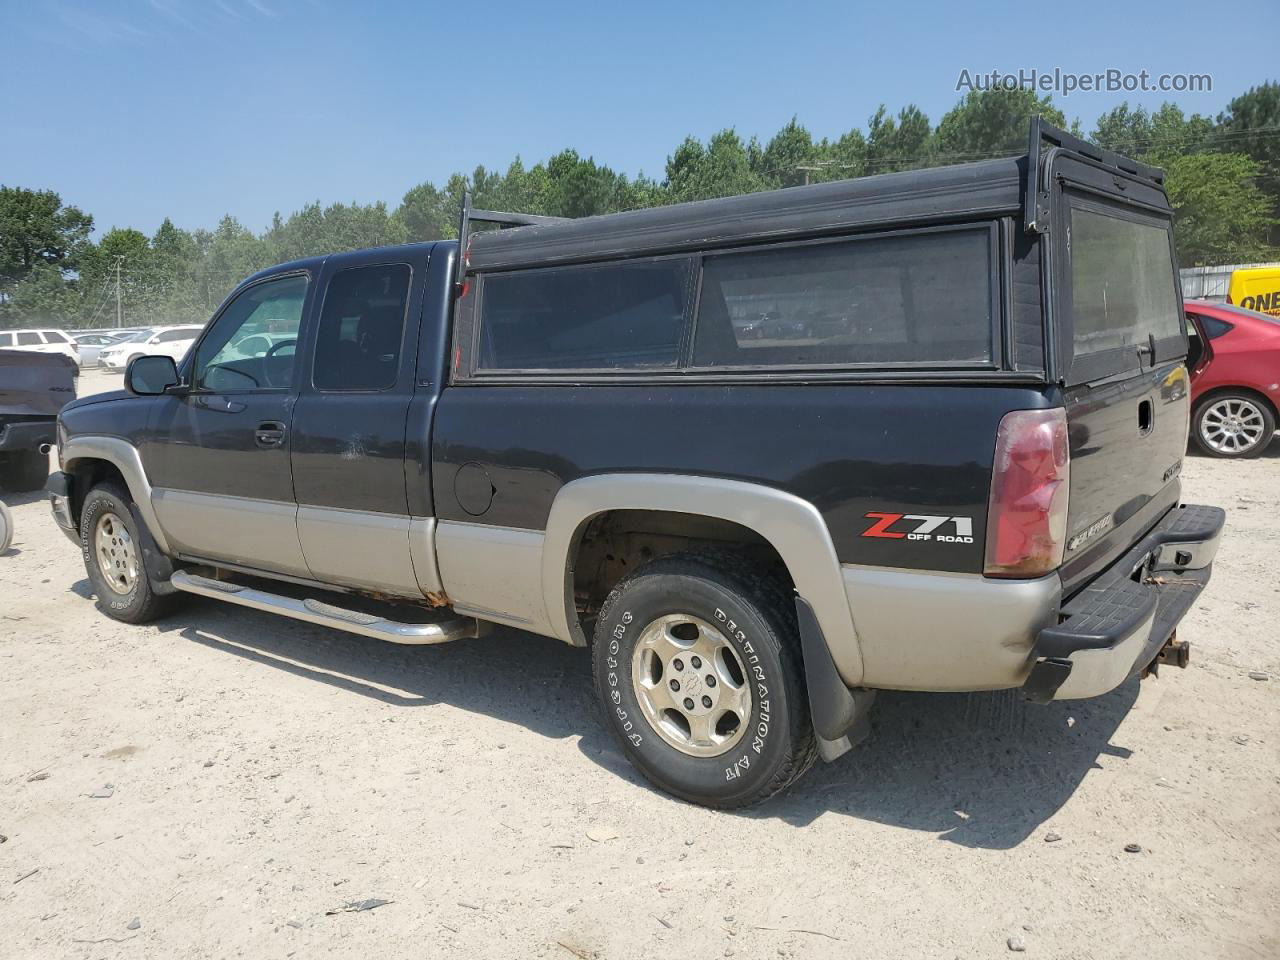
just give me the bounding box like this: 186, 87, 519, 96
125, 355, 181, 396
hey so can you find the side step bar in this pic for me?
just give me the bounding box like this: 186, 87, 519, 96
169, 571, 486, 645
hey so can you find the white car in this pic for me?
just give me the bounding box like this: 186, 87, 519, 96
98, 325, 204, 372
0, 328, 81, 369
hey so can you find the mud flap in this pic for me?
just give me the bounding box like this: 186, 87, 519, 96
127, 502, 177, 595
795, 596, 875, 760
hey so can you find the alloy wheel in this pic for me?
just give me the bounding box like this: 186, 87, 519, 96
1201, 398, 1266, 455
631, 613, 752, 758
94, 511, 139, 595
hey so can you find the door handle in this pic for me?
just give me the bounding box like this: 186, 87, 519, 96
1138, 399, 1154, 437
255, 421, 287, 447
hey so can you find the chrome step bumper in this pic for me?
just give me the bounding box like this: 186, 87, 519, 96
1022, 503, 1224, 702
169, 570, 485, 645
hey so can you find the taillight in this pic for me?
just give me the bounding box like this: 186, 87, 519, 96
984, 408, 1070, 578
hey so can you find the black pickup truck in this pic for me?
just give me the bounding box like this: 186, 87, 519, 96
1, 349, 74, 492
47, 121, 1223, 808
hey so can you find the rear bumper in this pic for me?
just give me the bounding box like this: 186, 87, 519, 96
1023, 504, 1225, 702
0, 419, 56, 452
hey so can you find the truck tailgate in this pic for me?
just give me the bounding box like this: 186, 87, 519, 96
1058, 361, 1189, 596
0, 349, 77, 418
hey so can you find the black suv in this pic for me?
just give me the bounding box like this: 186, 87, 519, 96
47, 121, 1224, 808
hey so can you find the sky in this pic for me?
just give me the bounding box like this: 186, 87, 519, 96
2, 0, 1278, 238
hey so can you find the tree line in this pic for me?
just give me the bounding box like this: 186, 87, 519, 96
1, 83, 1277, 330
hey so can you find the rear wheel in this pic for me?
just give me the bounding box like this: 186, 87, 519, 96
591, 554, 816, 808
80, 483, 177, 623
1193, 393, 1276, 458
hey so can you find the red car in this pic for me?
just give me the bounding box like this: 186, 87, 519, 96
1185, 299, 1280, 458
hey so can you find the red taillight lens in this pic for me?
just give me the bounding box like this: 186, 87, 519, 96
984, 408, 1070, 578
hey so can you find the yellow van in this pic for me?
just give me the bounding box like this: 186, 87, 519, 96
1228, 266, 1280, 316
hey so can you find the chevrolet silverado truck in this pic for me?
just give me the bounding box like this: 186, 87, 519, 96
46, 121, 1224, 808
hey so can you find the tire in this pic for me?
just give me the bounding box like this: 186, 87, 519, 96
0, 500, 12, 554
1193, 393, 1276, 459
591, 554, 816, 808
80, 482, 177, 623
0, 451, 48, 492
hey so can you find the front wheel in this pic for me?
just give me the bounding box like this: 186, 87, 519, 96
591, 555, 816, 808
80, 483, 178, 623
1193, 394, 1276, 458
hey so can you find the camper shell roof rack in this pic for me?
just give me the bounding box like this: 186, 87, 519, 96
451, 118, 1167, 278
1024, 116, 1166, 233
454, 191, 567, 292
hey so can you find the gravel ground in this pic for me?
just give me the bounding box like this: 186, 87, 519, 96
1, 370, 1277, 959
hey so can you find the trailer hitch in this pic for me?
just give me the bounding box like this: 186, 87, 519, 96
1142, 631, 1191, 678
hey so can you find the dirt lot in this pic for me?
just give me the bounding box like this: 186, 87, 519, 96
1, 370, 1277, 960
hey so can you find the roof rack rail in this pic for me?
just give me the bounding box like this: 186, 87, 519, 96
1024, 116, 1165, 234
454, 190, 569, 294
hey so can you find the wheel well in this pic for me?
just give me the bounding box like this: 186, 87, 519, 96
66, 458, 129, 531
1194, 386, 1279, 423
570, 509, 792, 640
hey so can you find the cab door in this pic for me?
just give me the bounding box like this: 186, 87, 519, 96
289, 248, 430, 597
144, 272, 314, 577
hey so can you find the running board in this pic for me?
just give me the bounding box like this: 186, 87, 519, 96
169, 571, 485, 645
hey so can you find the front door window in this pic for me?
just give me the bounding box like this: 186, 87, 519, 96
192, 275, 308, 391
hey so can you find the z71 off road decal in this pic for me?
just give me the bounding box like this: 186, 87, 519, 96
861, 512, 975, 544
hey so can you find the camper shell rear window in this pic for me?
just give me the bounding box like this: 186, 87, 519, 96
1063, 197, 1185, 384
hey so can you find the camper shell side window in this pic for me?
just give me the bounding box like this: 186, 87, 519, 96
459, 222, 1011, 380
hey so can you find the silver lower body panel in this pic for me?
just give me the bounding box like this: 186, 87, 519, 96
842, 564, 1061, 691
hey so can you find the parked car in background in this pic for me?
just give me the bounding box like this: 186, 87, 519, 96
0, 329, 80, 370
96, 329, 157, 369
72, 331, 121, 367
222, 320, 297, 362
98, 325, 204, 372
1185, 299, 1280, 458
